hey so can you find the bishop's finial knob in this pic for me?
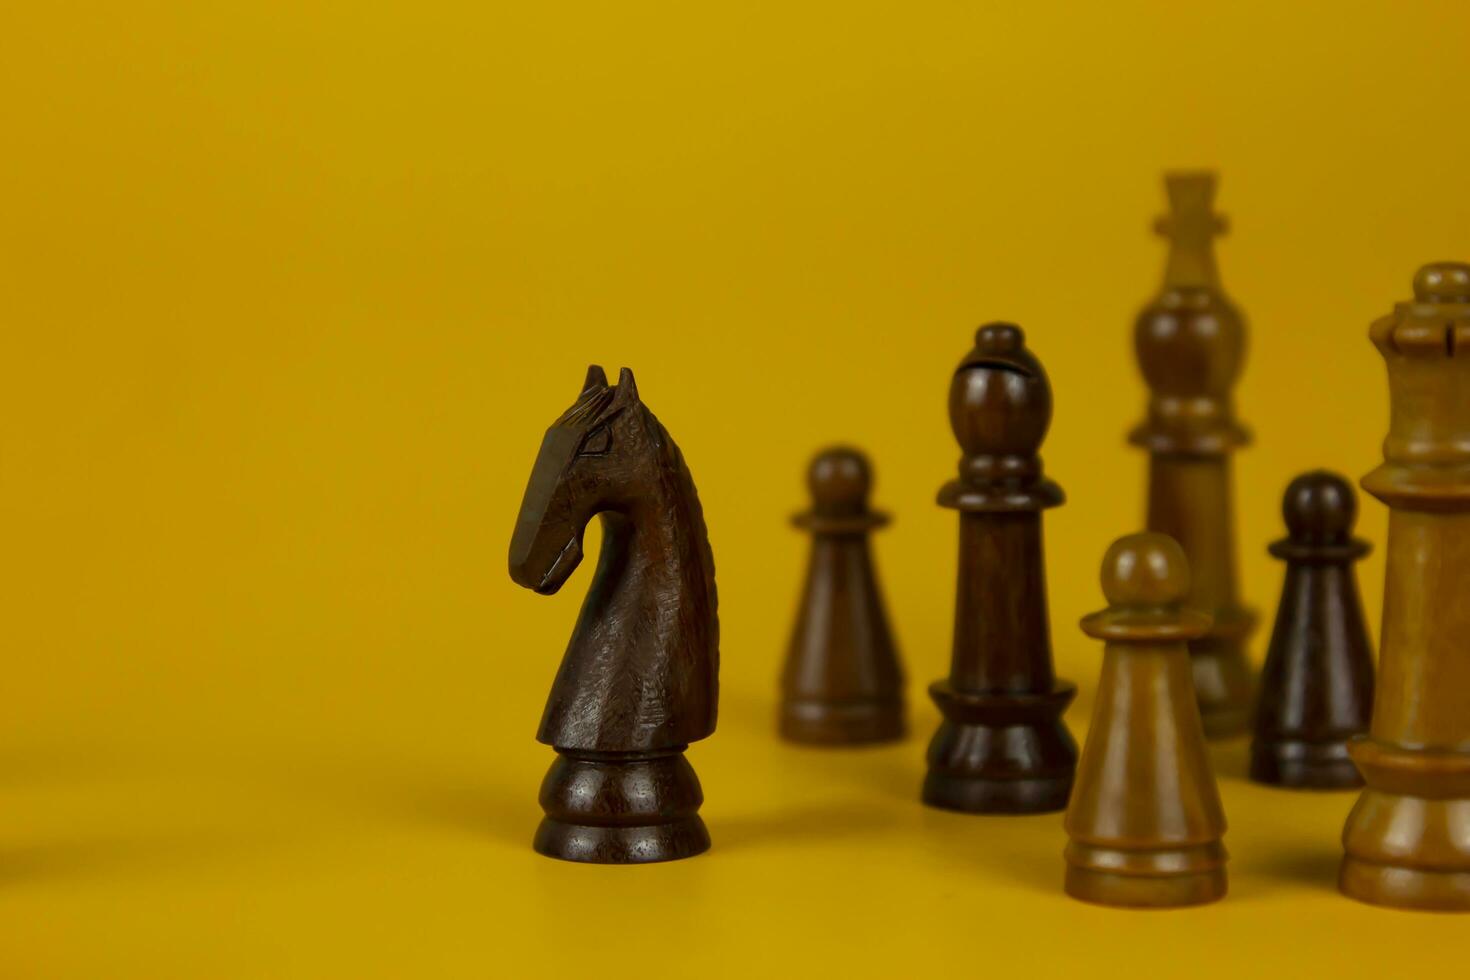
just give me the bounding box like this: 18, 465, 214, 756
948, 322, 1052, 466
1100, 532, 1191, 608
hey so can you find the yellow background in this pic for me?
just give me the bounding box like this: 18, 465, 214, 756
3, 1, 1469, 976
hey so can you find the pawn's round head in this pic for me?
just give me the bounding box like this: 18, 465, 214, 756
948, 323, 1052, 459
1414, 262, 1470, 304
1282, 470, 1356, 543
808, 446, 871, 515
1100, 533, 1191, 608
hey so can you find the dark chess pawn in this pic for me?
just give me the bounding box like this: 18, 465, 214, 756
1066, 533, 1228, 908
509, 366, 718, 864
779, 447, 905, 744
923, 323, 1077, 813
1250, 471, 1375, 789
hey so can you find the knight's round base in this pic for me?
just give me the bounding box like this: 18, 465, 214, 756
780, 699, 905, 746
1065, 866, 1227, 909
922, 771, 1072, 814
534, 816, 711, 864
1250, 738, 1362, 790
535, 746, 708, 864
1339, 857, 1470, 912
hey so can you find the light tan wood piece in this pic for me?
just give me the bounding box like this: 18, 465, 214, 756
1339, 262, 1470, 911
1065, 532, 1228, 908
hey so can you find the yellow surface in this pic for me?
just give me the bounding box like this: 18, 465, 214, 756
4, 2, 1470, 976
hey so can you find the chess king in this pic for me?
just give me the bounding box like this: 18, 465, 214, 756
1131, 172, 1256, 738
509, 366, 718, 864
1339, 263, 1470, 910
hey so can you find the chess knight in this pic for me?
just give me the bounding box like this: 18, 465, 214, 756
509, 366, 719, 864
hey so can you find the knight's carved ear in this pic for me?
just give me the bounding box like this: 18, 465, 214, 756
582, 364, 608, 395
616, 367, 639, 403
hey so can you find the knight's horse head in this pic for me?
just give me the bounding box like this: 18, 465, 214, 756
509, 365, 646, 594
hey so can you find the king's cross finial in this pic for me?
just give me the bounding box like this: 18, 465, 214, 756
1153, 171, 1229, 241
1154, 171, 1227, 288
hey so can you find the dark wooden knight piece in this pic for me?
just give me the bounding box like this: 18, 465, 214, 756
509, 366, 719, 863
923, 323, 1077, 813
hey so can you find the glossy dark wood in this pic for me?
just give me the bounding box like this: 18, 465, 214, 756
923, 323, 1076, 813
780, 447, 905, 744
1250, 471, 1374, 789
1131, 172, 1256, 738
1066, 533, 1227, 908
509, 366, 718, 863
1340, 263, 1470, 910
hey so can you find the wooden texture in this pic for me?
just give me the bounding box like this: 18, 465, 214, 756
508, 366, 719, 863
923, 323, 1076, 813
1340, 263, 1470, 910
1250, 471, 1374, 789
1066, 533, 1228, 908
780, 447, 905, 744
1131, 172, 1256, 738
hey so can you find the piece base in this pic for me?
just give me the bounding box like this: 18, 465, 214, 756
1065, 866, 1227, 909
922, 682, 1077, 814
1340, 857, 1470, 912
533, 816, 711, 864
1249, 739, 1363, 790
536, 746, 708, 864
779, 700, 905, 746
922, 771, 1072, 814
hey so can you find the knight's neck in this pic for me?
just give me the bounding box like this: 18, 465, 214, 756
595, 499, 690, 594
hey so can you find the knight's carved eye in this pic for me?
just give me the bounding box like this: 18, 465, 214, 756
579, 426, 611, 456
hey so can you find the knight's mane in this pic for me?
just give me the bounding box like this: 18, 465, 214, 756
556, 386, 616, 428
639, 404, 720, 660
558, 384, 718, 638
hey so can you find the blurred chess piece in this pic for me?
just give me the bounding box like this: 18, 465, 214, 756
1066, 533, 1228, 908
1250, 471, 1374, 789
1340, 263, 1470, 910
779, 447, 905, 744
1130, 171, 1256, 738
923, 323, 1076, 813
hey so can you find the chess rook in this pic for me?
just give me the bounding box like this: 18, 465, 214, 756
1131, 172, 1256, 738
1340, 264, 1470, 910
509, 366, 718, 863
923, 323, 1077, 813
780, 447, 905, 744
1066, 533, 1228, 908
1250, 471, 1374, 789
